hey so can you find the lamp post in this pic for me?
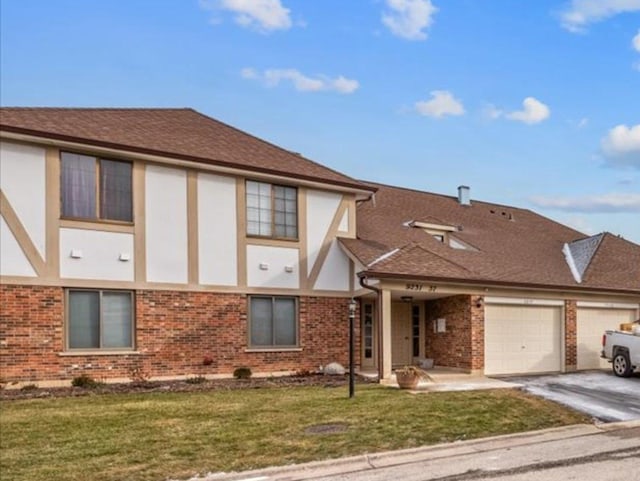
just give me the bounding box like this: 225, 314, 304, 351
348, 298, 357, 398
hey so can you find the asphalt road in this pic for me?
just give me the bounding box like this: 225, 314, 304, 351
506, 371, 640, 422
200, 423, 640, 481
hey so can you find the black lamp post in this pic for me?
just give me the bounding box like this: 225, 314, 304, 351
348, 298, 357, 398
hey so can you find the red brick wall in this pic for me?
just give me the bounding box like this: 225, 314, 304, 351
0, 284, 357, 383
424, 295, 484, 371
564, 300, 577, 371
470, 296, 485, 371
0, 285, 64, 381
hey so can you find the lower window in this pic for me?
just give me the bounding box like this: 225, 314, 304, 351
249, 296, 298, 348
67, 289, 134, 350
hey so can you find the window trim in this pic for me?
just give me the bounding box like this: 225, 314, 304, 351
245, 180, 299, 241
60, 151, 134, 224
65, 288, 135, 352
247, 295, 299, 349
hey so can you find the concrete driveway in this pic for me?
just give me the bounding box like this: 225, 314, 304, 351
507, 371, 640, 423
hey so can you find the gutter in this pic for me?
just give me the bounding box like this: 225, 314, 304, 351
358, 274, 384, 381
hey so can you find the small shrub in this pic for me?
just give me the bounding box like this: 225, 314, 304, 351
20, 383, 38, 391
202, 355, 214, 366
233, 367, 252, 379
71, 374, 103, 389
185, 376, 206, 385
128, 365, 151, 385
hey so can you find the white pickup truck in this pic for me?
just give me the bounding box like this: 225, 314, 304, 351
601, 328, 640, 377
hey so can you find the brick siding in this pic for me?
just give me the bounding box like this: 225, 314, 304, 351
424, 295, 484, 371
564, 299, 577, 371
0, 284, 357, 383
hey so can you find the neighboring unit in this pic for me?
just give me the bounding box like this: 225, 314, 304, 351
341, 183, 640, 380
1, 107, 639, 385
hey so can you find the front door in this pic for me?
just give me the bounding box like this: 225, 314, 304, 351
392, 302, 412, 366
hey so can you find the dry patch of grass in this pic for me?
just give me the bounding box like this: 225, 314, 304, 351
0, 386, 588, 481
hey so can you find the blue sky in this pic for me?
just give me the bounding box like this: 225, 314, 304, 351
2, 0, 639, 242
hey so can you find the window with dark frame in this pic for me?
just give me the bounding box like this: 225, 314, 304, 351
412, 305, 420, 357
61, 152, 133, 222
246, 180, 297, 239
67, 289, 134, 350
249, 296, 298, 348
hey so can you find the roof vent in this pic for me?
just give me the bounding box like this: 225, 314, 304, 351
457, 185, 470, 206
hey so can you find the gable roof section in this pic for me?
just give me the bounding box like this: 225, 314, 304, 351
0, 107, 372, 192
563, 233, 605, 283
580, 234, 640, 291
345, 181, 640, 294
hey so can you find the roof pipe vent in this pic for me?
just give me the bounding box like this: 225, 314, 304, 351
457, 185, 470, 206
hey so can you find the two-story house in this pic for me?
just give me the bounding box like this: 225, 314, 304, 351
1, 107, 639, 385
0, 108, 373, 384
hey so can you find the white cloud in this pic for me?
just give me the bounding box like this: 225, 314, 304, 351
331, 76, 360, 94
601, 124, 640, 168
415, 90, 465, 118
506, 97, 550, 124
559, 0, 640, 33
200, 0, 293, 32
240, 67, 257, 79
563, 216, 596, 235
242, 68, 359, 94
482, 103, 503, 120
633, 30, 640, 51
530, 193, 640, 212
382, 0, 438, 41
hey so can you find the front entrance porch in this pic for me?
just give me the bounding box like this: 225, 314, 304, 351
358, 284, 485, 382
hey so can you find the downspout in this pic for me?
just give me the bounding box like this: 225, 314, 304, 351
359, 274, 384, 381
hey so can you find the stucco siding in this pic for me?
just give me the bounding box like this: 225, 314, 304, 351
0, 141, 46, 258
145, 165, 188, 283
197, 173, 237, 286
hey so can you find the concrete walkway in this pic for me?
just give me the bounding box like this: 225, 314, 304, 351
377, 368, 521, 392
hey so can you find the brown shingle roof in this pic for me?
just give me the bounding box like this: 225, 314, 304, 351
0, 107, 371, 192
343, 182, 640, 294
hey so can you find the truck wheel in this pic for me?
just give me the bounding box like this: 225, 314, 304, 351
612, 352, 632, 378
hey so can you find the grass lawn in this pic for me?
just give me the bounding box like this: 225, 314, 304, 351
0, 385, 588, 481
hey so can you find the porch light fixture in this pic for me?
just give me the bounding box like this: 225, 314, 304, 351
401, 296, 413, 302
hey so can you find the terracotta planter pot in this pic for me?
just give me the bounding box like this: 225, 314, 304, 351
396, 371, 420, 389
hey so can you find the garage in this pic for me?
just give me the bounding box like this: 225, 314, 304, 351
485, 300, 563, 375
576, 303, 639, 370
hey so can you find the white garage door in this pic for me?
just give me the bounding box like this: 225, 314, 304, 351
485, 304, 562, 375
577, 307, 637, 370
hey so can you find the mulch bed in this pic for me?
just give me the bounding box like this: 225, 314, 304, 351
0, 373, 376, 401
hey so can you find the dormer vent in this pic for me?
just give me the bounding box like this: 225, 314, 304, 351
458, 185, 470, 206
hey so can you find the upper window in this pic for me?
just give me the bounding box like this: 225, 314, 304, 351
246, 180, 297, 239
61, 152, 133, 222
249, 296, 298, 348
67, 289, 134, 350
